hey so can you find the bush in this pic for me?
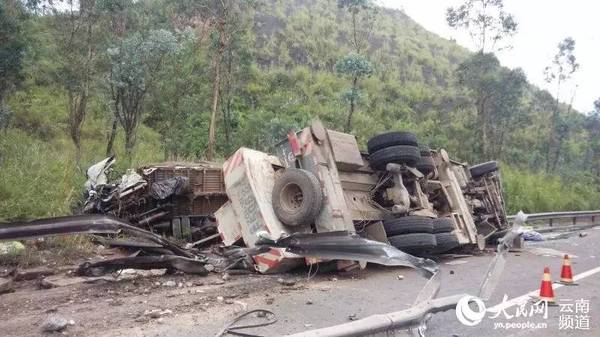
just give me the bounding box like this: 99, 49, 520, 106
502, 165, 600, 214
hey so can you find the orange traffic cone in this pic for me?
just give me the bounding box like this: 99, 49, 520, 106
538, 267, 556, 303
559, 255, 577, 285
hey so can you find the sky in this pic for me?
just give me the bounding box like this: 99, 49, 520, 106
380, 0, 600, 114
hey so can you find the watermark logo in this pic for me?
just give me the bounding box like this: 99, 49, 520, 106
455, 295, 591, 330
455, 295, 487, 326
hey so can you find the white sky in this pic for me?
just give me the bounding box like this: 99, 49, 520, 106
380, 0, 600, 113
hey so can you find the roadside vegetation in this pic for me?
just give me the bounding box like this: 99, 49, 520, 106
1, 0, 600, 223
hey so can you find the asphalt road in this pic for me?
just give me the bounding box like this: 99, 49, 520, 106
112, 225, 600, 337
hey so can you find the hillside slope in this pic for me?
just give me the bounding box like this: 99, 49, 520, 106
1, 0, 599, 221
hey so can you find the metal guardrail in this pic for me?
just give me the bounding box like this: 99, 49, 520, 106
507, 210, 600, 227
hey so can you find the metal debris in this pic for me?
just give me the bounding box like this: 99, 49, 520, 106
77, 255, 209, 276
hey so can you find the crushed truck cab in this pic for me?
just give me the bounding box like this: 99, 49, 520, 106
216, 121, 509, 273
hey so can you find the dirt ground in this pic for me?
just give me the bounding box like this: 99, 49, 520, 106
0, 260, 350, 337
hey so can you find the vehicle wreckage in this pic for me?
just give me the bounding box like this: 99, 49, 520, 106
1, 120, 511, 274
0, 121, 521, 335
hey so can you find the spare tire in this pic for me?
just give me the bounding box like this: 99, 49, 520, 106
469, 161, 498, 178
416, 156, 435, 175
383, 216, 434, 235
434, 232, 461, 253
433, 217, 455, 233
367, 131, 418, 153
272, 169, 323, 226
368, 145, 421, 170
388, 233, 437, 253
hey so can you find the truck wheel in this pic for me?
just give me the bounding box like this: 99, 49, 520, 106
272, 168, 323, 226
368, 145, 421, 170
416, 156, 435, 175
434, 232, 460, 253
383, 216, 434, 235
388, 233, 437, 253
433, 217, 455, 233
367, 131, 418, 153
469, 161, 498, 179
419, 144, 432, 157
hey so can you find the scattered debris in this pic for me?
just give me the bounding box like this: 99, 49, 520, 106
445, 260, 469, 266
40, 315, 73, 332
163, 281, 177, 287
526, 247, 578, 258
306, 300, 313, 305
40, 275, 116, 288
516, 227, 543, 241
277, 278, 297, 286
77, 255, 209, 276
397, 275, 404, 280
144, 309, 172, 319
348, 313, 358, 321
14, 266, 56, 281
0, 277, 14, 294
579, 232, 588, 238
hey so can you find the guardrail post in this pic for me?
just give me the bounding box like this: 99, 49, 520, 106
549, 218, 553, 227
593, 216, 596, 224
572, 217, 576, 226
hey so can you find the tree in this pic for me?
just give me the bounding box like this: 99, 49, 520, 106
0, 0, 26, 129
45, 0, 102, 166
446, 0, 517, 53
201, 0, 255, 161
544, 37, 579, 172
337, 0, 376, 132
456, 53, 526, 160
338, 0, 377, 54
107, 29, 181, 157
584, 99, 600, 176
335, 53, 374, 132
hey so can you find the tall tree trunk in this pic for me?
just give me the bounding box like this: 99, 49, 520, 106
546, 80, 562, 172
476, 96, 488, 160
124, 127, 134, 159
105, 117, 117, 156
345, 76, 358, 132
207, 25, 225, 161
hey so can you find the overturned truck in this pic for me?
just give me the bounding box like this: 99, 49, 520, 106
215, 121, 508, 273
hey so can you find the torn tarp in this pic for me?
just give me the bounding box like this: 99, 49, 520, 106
258, 231, 438, 278
149, 176, 189, 200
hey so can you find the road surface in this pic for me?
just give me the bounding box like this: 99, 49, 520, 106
1, 226, 598, 337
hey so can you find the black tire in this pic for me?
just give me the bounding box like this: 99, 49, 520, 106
434, 232, 461, 253
388, 233, 437, 253
469, 161, 498, 179
272, 169, 323, 226
367, 131, 418, 153
433, 217, 455, 233
416, 156, 435, 175
419, 144, 432, 157
383, 216, 434, 235
368, 145, 421, 170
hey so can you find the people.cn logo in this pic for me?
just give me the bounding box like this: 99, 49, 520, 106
455, 295, 487, 326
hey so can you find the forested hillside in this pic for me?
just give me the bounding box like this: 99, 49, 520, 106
1, 0, 599, 221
